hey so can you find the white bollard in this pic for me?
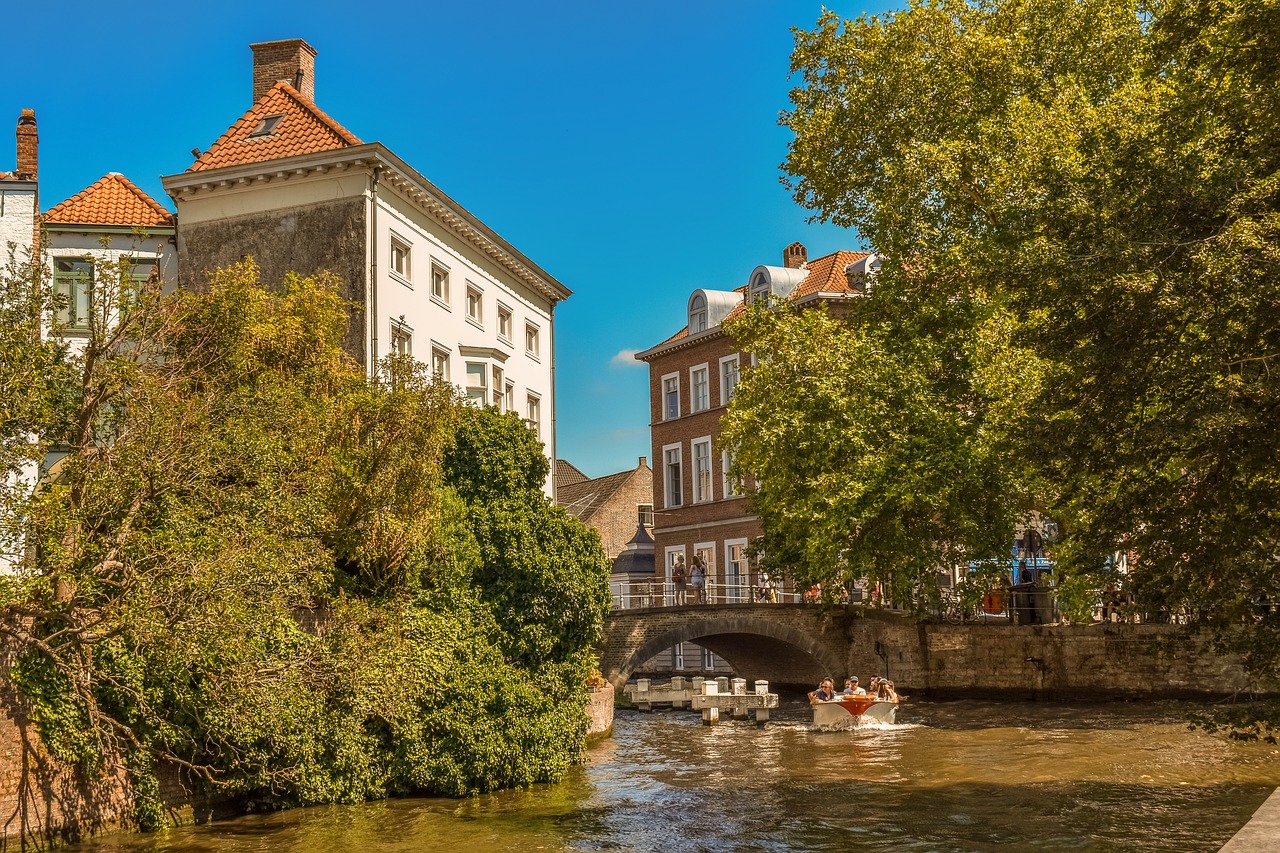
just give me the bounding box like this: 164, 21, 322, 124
754, 680, 770, 696
716, 676, 730, 694
691, 676, 705, 695
702, 678, 719, 695
732, 678, 747, 696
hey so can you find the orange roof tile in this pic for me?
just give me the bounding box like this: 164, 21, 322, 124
188, 81, 362, 172
44, 173, 173, 227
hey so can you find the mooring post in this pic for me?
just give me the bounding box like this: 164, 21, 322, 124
636, 677, 651, 711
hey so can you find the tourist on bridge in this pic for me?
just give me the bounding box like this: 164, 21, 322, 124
690, 556, 706, 604
672, 555, 687, 605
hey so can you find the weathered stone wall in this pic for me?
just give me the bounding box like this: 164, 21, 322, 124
585, 684, 614, 741
176, 197, 368, 368
602, 605, 1263, 699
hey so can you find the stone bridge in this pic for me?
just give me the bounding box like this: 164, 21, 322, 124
599, 604, 887, 691
598, 603, 1260, 698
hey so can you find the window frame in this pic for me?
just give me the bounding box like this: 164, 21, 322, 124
497, 303, 514, 343
691, 436, 713, 503
430, 261, 450, 308
431, 345, 450, 381
465, 361, 488, 405
389, 233, 412, 284
663, 442, 683, 508
525, 321, 541, 360
719, 354, 740, 406
388, 319, 413, 356
465, 282, 484, 328
722, 448, 742, 498
526, 393, 542, 437
53, 257, 94, 332
690, 364, 710, 413
661, 372, 680, 421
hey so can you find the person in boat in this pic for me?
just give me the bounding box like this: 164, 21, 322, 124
808, 678, 836, 704
841, 677, 865, 696
877, 679, 899, 702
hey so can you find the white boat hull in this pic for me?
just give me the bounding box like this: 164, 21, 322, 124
812, 696, 898, 729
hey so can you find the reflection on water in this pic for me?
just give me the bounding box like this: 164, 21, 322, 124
71, 700, 1280, 853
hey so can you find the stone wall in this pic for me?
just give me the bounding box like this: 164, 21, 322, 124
585, 684, 614, 741
602, 605, 1264, 699
176, 197, 368, 368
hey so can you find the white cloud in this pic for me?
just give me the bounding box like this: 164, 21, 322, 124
611, 349, 645, 367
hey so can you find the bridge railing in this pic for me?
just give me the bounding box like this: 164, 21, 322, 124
609, 578, 805, 610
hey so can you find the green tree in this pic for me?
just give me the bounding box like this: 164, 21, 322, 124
1, 259, 605, 824
782, 0, 1280, 682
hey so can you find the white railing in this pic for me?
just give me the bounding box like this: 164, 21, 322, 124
609, 578, 804, 610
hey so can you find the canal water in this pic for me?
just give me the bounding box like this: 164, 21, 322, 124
71, 699, 1280, 852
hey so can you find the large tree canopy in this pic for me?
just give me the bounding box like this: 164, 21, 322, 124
760, 0, 1280, 679
0, 258, 610, 825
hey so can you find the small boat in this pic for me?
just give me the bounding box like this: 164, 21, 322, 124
812, 694, 898, 729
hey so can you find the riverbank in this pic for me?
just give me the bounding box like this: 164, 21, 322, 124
1219, 788, 1280, 852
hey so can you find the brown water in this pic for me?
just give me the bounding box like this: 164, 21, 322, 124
70, 699, 1280, 852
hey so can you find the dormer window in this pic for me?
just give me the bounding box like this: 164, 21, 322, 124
689, 293, 708, 333
248, 114, 285, 137
749, 271, 770, 304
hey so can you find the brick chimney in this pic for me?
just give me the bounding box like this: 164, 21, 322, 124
250, 39, 317, 104
783, 241, 807, 269
16, 109, 37, 179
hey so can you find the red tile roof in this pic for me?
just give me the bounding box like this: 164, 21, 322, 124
44, 173, 173, 227
188, 81, 362, 172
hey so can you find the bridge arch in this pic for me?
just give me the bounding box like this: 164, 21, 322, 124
604, 611, 846, 691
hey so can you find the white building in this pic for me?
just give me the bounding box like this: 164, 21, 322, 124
161, 40, 569, 493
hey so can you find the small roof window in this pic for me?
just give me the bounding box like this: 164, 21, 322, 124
248, 114, 285, 137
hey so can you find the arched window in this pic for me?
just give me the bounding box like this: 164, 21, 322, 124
689, 292, 708, 333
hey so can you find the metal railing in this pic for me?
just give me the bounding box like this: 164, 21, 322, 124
610, 579, 804, 610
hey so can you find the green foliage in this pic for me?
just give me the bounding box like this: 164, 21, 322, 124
0, 259, 605, 825
721, 298, 1027, 607
780, 0, 1280, 685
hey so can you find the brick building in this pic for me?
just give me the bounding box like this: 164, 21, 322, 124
555, 457, 653, 559
635, 243, 876, 602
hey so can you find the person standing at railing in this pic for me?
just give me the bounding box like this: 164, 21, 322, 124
690, 556, 706, 604
672, 555, 687, 605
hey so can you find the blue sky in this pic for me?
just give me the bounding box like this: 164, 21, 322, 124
4, 1, 889, 478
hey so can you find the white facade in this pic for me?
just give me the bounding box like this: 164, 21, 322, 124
164, 144, 567, 495
0, 181, 36, 263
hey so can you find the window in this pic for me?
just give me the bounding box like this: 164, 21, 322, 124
491, 365, 504, 408
696, 435, 716, 502
389, 320, 412, 356
465, 362, 487, 405
525, 322, 540, 358
726, 540, 748, 603
722, 448, 741, 497
504, 381, 514, 413
431, 346, 450, 380
702, 647, 715, 670
691, 365, 709, 413
663, 444, 683, 508
662, 374, 680, 420
497, 304, 513, 342
248, 113, 284, 137
689, 292, 708, 333
54, 258, 93, 330
466, 284, 483, 325
638, 503, 654, 528
431, 263, 450, 305
673, 642, 685, 670
526, 394, 541, 437
720, 355, 740, 405
390, 236, 411, 282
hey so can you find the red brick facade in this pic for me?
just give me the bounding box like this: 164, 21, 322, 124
639, 326, 760, 602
